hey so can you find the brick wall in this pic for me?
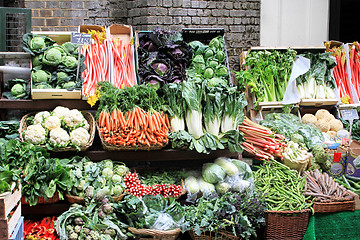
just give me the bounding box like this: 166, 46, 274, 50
24, 0, 260, 70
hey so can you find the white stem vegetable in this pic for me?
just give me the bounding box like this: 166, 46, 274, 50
185, 110, 204, 139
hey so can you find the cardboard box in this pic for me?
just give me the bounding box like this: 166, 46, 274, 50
108, 24, 137, 85
326, 148, 347, 179
346, 140, 360, 179
30, 31, 82, 99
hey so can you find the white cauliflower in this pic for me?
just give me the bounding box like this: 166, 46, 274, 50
52, 106, 70, 119
63, 109, 85, 128
70, 127, 90, 147
44, 115, 61, 130
83, 119, 90, 131
24, 124, 46, 145
33, 111, 50, 125
49, 128, 70, 147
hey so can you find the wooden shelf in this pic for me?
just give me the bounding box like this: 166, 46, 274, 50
22, 203, 70, 217
0, 97, 97, 110
51, 149, 239, 163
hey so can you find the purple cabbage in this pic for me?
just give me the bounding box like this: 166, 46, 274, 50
138, 28, 193, 85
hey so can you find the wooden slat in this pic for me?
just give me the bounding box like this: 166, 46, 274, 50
0, 187, 21, 219
0, 203, 21, 239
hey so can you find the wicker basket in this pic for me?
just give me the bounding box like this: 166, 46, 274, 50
312, 200, 355, 213
21, 193, 60, 205
265, 209, 310, 240
66, 193, 126, 204
189, 229, 239, 240
97, 123, 167, 151
19, 111, 95, 152
128, 227, 181, 240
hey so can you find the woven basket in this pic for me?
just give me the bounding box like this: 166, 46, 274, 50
66, 193, 126, 204
312, 200, 355, 213
189, 229, 239, 240
265, 209, 310, 240
128, 227, 181, 240
97, 123, 167, 151
19, 111, 95, 152
21, 193, 60, 205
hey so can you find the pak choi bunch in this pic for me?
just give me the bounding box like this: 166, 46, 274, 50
182, 80, 204, 139
221, 87, 247, 133
203, 83, 225, 137
162, 83, 186, 132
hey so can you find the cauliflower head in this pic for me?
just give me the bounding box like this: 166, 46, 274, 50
52, 106, 70, 119
49, 127, 70, 147
24, 124, 46, 145
329, 119, 343, 132
44, 115, 61, 130
63, 109, 85, 128
315, 119, 330, 132
302, 114, 317, 125
33, 111, 50, 125
70, 127, 90, 147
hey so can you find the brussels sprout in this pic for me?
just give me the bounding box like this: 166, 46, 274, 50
57, 72, 69, 82
204, 67, 214, 79
206, 58, 219, 68
215, 50, 226, 63
209, 36, 225, 50
42, 46, 66, 66
63, 56, 78, 69
215, 65, 228, 77
62, 42, 78, 55
11, 83, 26, 98
32, 69, 51, 83
30, 36, 46, 51
204, 48, 214, 59
32, 54, 43, 67
62, 81, 76, 89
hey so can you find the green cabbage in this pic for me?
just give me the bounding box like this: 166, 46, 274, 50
42, 46, 65, 66
11, 83, 26, 98
203, 67, 214, 79
202, 163, 226, 184
231, 159, 253, 180
29, 36, 46, 51
214, 157, 239, 176
63, 56, 78, 69
184, 176, 200, 194
215, 182, 230, 194
198, 177, 216, 195
32, 69, 51, 83
32, 54, 43, 67
62, 81, 76, 89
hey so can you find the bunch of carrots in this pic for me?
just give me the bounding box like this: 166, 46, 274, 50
82, 32, 110, 97
110, 37, 137, 88
325, 42, 353, 104
98, 106, 170, 147
239, 117, 286, 161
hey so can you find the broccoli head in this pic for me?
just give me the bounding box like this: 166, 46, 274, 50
312, 145, 328, 164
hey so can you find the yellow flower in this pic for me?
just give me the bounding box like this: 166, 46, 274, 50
87, 90, 100, 107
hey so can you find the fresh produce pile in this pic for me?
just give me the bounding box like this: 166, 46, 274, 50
296, 52, 337, 100
0, 120, 20, 140
0, 165, 19, 194
303, 169, 354, 203
325, 41, 353, 104
239, 117, 286, 161
96, 82, 169, 148
3, 78, 31, 100
183, 191, 266, 240
22, 106, 91, 150
260, 113, 325, 150
23, 33, 85, 90
137, 28, 193, 85
24, 216, 59, 240
302, 109, 344, 140
165, 80, 246, 154
0, 139, 72, 206
67, 157, 128, 199
184, 158, 254, 201
115, 194, 186, 232
254, 159, 311, 211
239, 49, 296, 104
335, 175, 360, 196
282, 141, 312, 172
56, 193, 129, 240
123, 172, 183, 198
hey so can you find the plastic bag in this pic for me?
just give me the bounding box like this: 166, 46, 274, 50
231, 159, 253, 180
202, 163, 226, 184
198, 177, 217, 199
150, 213, 176, 230
184, 176, 200, 203
214, 157, 239, 176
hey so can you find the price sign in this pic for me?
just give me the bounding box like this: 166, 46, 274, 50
71, 32, 91, 45
340, 109, 359, 121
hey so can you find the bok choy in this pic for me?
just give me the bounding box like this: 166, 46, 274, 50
203, 84, 224, 137
182, 80, 204, 139
162, 83, 186, 132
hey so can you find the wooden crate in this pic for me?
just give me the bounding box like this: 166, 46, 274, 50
0, 184, 21, 239
30, 31, 82, 100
